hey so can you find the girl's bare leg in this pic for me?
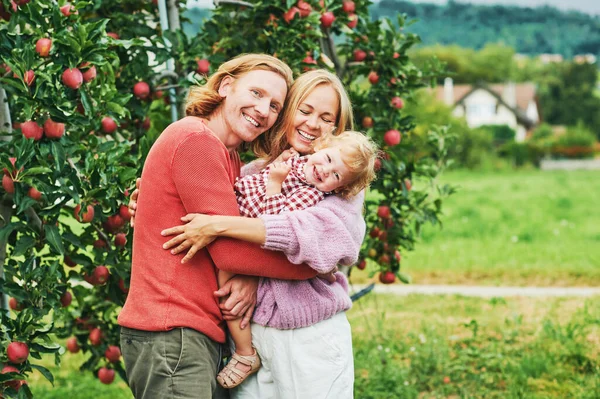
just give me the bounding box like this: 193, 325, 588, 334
218, 270, 255, 359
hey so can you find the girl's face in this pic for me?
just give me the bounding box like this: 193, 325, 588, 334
286, 84, 339, 155
303, 146, 351, 193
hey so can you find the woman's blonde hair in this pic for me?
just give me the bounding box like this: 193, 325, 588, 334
313, 130, 378, 198
185, 53, 294, 119
252, 69, 354, 163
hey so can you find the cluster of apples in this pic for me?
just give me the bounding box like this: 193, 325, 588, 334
64, 333, 120, 384
281, 0, 358, 30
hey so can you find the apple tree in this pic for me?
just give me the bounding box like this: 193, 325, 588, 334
0, 0, 454, 395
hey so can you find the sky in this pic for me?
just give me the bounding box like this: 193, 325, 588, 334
187, 0, 600, 15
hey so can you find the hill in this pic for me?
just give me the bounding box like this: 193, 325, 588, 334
370, 0, 600, 57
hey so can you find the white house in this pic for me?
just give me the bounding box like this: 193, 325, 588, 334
435, 78, 540, 142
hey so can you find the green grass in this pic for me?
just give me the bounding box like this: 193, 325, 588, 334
349, 293, 600, 399
22, 294, 600, 398
356, 169, 600, 286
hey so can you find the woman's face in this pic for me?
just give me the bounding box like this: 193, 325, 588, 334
286, 84, 339, 155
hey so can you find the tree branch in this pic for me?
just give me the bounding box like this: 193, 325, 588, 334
320, 29, 343, 77
213, 0, 255, 7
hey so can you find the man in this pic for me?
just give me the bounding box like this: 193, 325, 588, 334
118, 54, 319, 399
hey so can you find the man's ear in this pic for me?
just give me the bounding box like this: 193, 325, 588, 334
218, 76, 234, 98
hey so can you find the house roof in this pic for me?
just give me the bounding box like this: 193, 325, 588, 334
435, 82, 538, 128
435, 83, 536, 113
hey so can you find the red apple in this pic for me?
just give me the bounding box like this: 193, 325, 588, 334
357, 259, 366, 270
2, 174, 14, 194
320, 11, 335, 28
22, 70, 35, 86
93, 265, 110, 285
296, 0, 311, 17
81, 63, 96, 82
378, 254, 390, 264
8, 297, 23, 311
105, 345, 121, 363
3, 157, 17, 176
66, 337, 80, 353
93, 239, 107, 249
6, 342, 29, 364
104, 214, 124, 233
133, 81, 150, 100
98, 367, 115, 384
374, 158, 382, 171
60, 291, 72, 307
119, 204, 132, 221
353, 49, 366, 62
368, 71, 379, 84
60, 3, 76, 16
379, 271, 396, 284
443, 376, 451, 384
27, 187, 42, 201
378, 230, 388, 241
393, 52, 400, 59
35, 38, 52, 57
43, 118, 65, 139
196, 59, 210, 75
74, 204, 94, 223
21, 120, 43, 140
383, 129, 401, 146
361, 116, 373, 128
394, 250, 401, 262
101, 116, 117, 134
391, 96, 404, 109
342, 0, 355, 13
346, 14, 358, 28
118, 278, 129, 294
377, 205, 391, 219
62, 67, 83, 89
369, 227, 380, 238
404, 179, 412, 191
114, 232, 127, 247
89, 327, 102, 346
283, 6, 299, 23
64, 255, 77, 267
142, 117, 151, 130
107, 32, 119, 40
1, 365, 25, 392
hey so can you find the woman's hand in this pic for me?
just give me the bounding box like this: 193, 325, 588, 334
128, 178, 141, 228
161, 213, 219, 263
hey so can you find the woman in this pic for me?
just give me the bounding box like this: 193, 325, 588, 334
132, 69, 366, 398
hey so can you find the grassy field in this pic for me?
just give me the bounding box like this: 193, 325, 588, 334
353, 169, 600, 286
25, 293, 600, 398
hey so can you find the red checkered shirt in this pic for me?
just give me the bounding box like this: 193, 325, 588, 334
235, 156, 326, 217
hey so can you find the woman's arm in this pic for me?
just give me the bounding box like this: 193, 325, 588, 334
163, 191, 366, 273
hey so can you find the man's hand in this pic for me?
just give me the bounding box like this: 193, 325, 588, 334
214, 275, 259, 329
128, 178, 141, 228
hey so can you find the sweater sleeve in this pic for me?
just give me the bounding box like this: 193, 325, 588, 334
258, 190, 367, 273
171, 132, 316, 280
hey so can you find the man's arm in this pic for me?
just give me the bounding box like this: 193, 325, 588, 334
171, 132, 316, 280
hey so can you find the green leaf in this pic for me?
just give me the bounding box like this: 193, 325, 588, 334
13, 236, 35, 257
50, 141, 66, 172
43, 225, 64, 255
398, 272, 412, 284
30, 364, 55, 386
80, 88, 93, 115
106, 102, 126, 116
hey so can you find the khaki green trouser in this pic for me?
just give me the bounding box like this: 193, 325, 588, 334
120, 326, 229, 399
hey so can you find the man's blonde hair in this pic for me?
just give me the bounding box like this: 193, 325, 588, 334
252, 69, 354, 163
185, 54, 294, 120
312, 130, 378, 198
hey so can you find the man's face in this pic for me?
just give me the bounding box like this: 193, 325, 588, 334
219, 70, 287, 145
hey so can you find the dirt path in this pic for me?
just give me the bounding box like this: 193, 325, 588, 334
350, 284, 600, 298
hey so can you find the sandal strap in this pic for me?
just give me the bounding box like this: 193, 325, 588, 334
231, 352, 258, 367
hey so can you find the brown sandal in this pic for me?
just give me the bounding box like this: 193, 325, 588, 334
217, 349, 261, 389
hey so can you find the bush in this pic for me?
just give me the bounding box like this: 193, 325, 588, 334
478, 124, 516, 146
551, 124, 596, 159
497, 141, 545, 167
450, 127, 495, 169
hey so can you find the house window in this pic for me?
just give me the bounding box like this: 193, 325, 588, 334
466, 103, 495, 118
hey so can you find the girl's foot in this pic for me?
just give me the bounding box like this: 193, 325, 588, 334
217, 349, 261, 389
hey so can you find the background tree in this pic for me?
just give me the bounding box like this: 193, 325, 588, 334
0, 0, 453, 395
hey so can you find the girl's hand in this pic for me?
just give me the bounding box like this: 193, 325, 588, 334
268, 162, 291, 184
161, 213, 219, 263
273, 148, 299, 163
128, 178, 141, 228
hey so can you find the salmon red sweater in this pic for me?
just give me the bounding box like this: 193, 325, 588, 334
117, 117, 317, 343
